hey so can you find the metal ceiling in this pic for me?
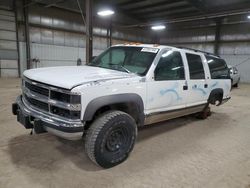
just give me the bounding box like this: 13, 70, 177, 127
1, 0, 250, 27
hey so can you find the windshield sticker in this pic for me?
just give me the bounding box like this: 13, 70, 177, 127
141, 48, 159, 53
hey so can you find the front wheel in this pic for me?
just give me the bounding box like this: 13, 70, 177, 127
85, 110, 137, 168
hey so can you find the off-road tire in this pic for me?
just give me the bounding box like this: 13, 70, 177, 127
85, 110, 137, 168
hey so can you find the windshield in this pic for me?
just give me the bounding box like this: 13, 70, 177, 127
88, 46, 158, 76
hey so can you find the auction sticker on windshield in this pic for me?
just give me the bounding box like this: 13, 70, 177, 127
141, 48, 159, 53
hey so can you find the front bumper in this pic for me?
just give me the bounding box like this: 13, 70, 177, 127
12, 95, 84, 140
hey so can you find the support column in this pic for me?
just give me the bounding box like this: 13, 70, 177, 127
214, 19, 221, 55
14, 0, 21, 77
23, 0, 31, 69
109, 18, 112, 47
106, 26, 110, 47
85, 0, 93, 64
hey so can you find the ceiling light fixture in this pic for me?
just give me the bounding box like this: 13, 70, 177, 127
97, 9, 114, 17
151, 25, 166, 30
248, 15, 250, 19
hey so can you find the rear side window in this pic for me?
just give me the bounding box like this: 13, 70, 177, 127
186, 53, 205, 79
205, 55, 230, 79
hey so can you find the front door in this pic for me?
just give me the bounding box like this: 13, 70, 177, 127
146, 50, 188, 113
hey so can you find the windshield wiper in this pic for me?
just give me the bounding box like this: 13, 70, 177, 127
119, 66, 131, 73
108, 63, 131, 73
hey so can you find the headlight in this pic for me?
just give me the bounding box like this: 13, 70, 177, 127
50, 90, 81, 104
51, 106, 81, 119
50, 90, 81, 119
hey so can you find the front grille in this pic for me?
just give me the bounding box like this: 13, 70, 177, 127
22, 78, 81, 120
25, 81, 49, 97
24, 94, 49, 111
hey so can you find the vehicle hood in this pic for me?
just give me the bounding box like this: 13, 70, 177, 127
23, 66, 137, 89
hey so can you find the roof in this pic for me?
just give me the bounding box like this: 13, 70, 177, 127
113, 43, 172, 50
113, 43, 221, 58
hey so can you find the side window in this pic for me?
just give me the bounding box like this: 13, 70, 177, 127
186, 53, 205, 79
205, 55, 230, 79
155, 50, 185, 81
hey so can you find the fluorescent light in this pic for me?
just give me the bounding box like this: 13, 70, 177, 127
151, 25, 166, 30
97, 10, 114, 17
248, 15, 250, 19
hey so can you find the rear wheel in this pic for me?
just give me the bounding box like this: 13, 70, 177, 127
196, 105, 211, 119
85, 110, 137, 168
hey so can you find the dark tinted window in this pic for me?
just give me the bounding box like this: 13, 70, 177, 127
186, 53, 205, 79
205, 55, 230, 79
155, 51, 185, 81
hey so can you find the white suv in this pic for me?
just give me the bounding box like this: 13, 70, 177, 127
12, 44, 231, 168
228, 65, 240, 87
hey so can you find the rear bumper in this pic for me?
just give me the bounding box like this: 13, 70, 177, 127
12, 95, 84, 140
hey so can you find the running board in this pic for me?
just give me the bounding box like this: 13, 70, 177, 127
144, 104, 207, 125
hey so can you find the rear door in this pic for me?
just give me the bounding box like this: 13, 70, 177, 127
184, 52, 210, 106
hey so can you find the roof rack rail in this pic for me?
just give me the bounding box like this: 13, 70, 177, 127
177, 46, 220, 57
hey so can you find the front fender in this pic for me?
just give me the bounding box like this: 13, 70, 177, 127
82, 93, 144, 125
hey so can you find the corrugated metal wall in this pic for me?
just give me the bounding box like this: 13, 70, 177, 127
159, 27, 216, 53
219, 24, 250, 82
4, 2, 250, 83
27, 26, 106, 67
24, 27, 128, 69
0, 9, 19, 77
15, 4, 151, 75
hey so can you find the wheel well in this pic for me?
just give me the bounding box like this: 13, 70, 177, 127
84, 102, 141, 130
208, 89, 223, 105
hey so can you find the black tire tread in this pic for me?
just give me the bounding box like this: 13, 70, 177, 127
85, 110, 136, 166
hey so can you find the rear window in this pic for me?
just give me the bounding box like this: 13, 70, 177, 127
205, 55, 230, 79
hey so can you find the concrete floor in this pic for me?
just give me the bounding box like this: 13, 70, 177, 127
0, 78, 250, 188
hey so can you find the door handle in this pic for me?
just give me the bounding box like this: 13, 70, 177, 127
204, 84, 208, 88
183, 85, 188, 90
